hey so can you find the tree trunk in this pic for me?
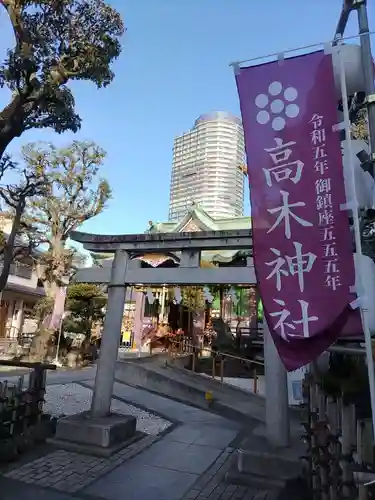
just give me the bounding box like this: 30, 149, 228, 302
0, 142, 7, 162
86, 300, 94, 337
31, 238, 67, 361
0, 202, 24, 292
0, 135, 13, 162
28, 326, 52, 362
0, 115, 23, 161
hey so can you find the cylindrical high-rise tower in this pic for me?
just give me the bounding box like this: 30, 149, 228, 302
168, 111, 245, 221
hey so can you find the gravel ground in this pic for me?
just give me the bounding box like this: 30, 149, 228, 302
44, 383, 172, 435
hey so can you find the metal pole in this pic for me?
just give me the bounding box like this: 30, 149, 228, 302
332, 0, 375, 441
337, 38, 375, 441
334, 0, 355, 40
356, 0, 375, 442
357, 0, 375, 178
328, 344, 366, 355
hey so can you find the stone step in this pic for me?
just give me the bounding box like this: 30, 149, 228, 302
115, 357, 266, 423
163, 357, 302, 420
116, 355, 304, 426
0, 338, 17, 348
164, 366, 266, 422
225, 449, 301, 491
225, 469, 286, 490
164, 362, 265, 403
235, 449, 300, 479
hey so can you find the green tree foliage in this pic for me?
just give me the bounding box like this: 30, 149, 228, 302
0, 0, 124, 158
22, 140, 112, 297
350, 109, 375, 261
33, 295, 54, 324
181, 287, 205, 312
90, 251, 112, 267
64, 283, 106, 336
351, 108, 368, 143
209, 285, 230, 316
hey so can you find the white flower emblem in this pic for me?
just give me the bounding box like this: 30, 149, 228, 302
255, 81, 299, 131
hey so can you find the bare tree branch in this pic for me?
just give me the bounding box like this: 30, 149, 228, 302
0, 154, 49, 291
23, 140, 111, 297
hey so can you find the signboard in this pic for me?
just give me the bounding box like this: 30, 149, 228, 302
236, 50, 361, 370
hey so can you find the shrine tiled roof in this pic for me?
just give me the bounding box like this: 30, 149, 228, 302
148, 205, 251, 234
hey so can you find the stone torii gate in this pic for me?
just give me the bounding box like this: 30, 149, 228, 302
55, 229, 289, 454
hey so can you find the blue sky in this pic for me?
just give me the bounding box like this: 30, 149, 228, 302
0, 0, 374, 236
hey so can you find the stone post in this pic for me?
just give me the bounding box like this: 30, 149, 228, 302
91, 249, 128, 417
159, 286, 166, 322
264, 320, 290, 447
14, 300, 24, 339
133, 290, 145, 354
5, 300, 14, 338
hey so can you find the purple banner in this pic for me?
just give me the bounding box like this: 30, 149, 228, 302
236, 50, 361, 371
49, 286, 67, 330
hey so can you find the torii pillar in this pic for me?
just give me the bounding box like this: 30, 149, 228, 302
54, 249, 137, 456
91, 249, 128, 416
53, 228, 290, 453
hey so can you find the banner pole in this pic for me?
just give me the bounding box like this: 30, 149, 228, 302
229, 31, 375, 69
333, 0, 355, 41
337, 40, 375, 440
356, 1, 375, 178
264, 320, 290, 447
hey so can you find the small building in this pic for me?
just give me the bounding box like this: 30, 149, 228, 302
143, 203, 257, 326
75, 205, 260, 353
95, 204, 258, 347
0, 214, 45, 346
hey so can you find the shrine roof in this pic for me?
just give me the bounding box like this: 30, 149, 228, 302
148, 205, 251, 234
72, 206, 252, 253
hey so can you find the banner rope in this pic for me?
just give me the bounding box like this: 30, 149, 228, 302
230, 30, 375, 68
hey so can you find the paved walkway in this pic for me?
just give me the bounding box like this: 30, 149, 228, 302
0, 365, 97, 384
1, 375, 273, 500
1, 448, 270, 500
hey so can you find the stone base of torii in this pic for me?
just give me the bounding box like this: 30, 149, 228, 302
53, 229, 290, 455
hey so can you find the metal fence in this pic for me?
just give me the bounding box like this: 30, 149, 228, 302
167, 338, 264, 394
302, 361, 375, 499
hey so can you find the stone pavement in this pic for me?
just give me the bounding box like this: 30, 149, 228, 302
0, 365, 97, 383
1, 376, 275, 500
44, 382, 171, 435
1, 446, 271, 500
181, 447, 270, 500
4, 434, 159, 493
